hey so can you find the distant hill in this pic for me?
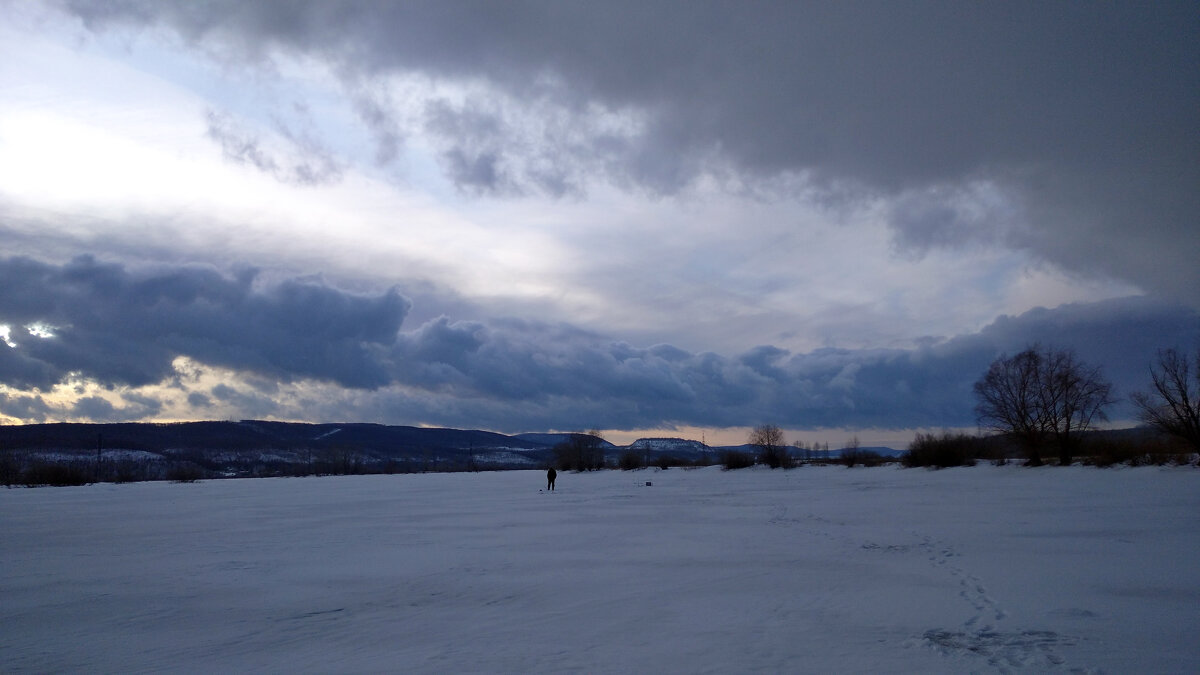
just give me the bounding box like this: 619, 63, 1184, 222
0, 421, 554, 477
849, 446, 907, 458
628, 437, 710, 454
13, 421, 1172, 481
3, 422, 737, 478
513, 432, 617, 449
707, 443, 905, 459
3, 420, 1175, 484
0, 420, 553, 453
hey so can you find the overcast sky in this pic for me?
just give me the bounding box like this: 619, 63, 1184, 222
1, 1, 1197, 445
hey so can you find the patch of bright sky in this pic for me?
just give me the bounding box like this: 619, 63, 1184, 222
999, 264, 1140, 319
24, 323, 55, 339
0, 324, 55, 350
0, 42, 520, 283
494, 180, 1054, 353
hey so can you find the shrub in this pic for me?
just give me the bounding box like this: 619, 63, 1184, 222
758, 445, 794, 469
841, 448, 884, 467
903, 432, 981, 468
1082, 435, 1193, 467
720, 450, 755, 470
1084, 437, 1140, 467
22, 462, 92, 487
618, 450, 645, 470
108, 459, 151, 484
750, 424, 792, 468
167, 464, 205, 483
0, 453, 20, 487
553, 434, 606, 472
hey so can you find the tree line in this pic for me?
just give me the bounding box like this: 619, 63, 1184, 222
735, 342, 1199, 470
973, 343, 1198, 466
6, 343, 1197, 486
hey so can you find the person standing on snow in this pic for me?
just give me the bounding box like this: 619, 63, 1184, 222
547, 467, 557, 491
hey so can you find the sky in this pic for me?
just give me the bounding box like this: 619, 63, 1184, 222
0, 1, 1197, 446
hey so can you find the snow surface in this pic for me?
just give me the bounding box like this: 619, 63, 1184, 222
2, 465, 1197, 673
313, 428, 343, 441
627, 437, 708, 452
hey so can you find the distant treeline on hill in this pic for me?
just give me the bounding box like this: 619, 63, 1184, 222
0, 421, 554, 483
0, 421, 1192, 487
0, 421, 723, 485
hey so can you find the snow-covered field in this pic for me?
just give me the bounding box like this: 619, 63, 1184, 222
2, 464, 1197, 673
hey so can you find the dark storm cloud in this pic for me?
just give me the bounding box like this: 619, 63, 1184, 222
0, 392, 54, 423
70, 392, 163, 422
2, 256, 1194, 429
209, 383, 280, 419
442, 147, 509, 195
0, 341, 60, 391
886, 182, 1012, 253
422, 97, 584, 196
63, 1, 1200, 301
377, 298, 1198, 432
0, 255, 410, 390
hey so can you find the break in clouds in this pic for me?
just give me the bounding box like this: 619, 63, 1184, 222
63, 0, 1200, 304
2, 256, 1196, 431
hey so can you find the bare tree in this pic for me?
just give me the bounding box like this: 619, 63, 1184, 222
554, 429, 607, 471
841, 435, 860, 467
974, 348, 1046, 463
1037, 349, 1114, 465
974, 345, 1113, 465
749, 423, 790, 468
1131, 347, 1200, 453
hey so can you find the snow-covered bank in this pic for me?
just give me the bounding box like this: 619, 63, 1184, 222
2, 465, 1197, 673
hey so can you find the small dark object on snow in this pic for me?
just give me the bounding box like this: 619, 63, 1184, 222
645, 481, 652, 487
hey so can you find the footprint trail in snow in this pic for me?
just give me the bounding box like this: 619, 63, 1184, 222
914, 532, 1083, 672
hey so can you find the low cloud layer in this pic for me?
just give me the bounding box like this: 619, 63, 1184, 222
2, 256, 1194, 431
0, 256, 409, 391
380, 298, 1198, 431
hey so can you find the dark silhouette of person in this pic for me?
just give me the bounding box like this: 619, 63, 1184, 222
547, 467, 557, 491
